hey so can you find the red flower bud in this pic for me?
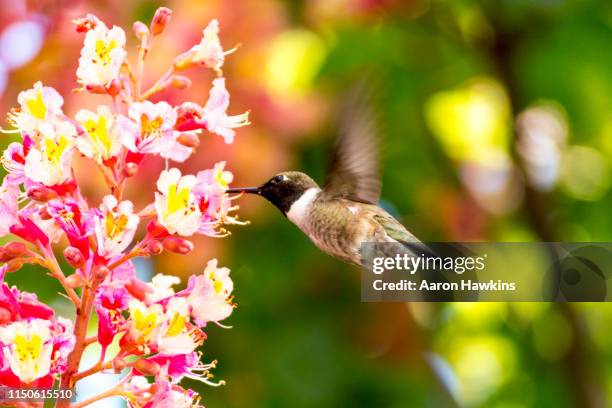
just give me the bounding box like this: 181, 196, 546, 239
27, 186, 58, 202
133, 359, 160, 376
126, 278, 153, 301
112, 356, 127, 373
73, 14, 100, 33
132, 21, 149, 41
177, 133, 200, 148
0, 308, 12, 325
93, 265, 111, 281
163, 236, 194, 255
145, 240, 163, 255
150, 7, 172, 36
123, 162, 139, 178
38, 207, 52, 220
170, 75, 191, 90
64, 246, 85, 269
3, 242, 27, 259
85, 84, 107, 94
106, 80, 120, 97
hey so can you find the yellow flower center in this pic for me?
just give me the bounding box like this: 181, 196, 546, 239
214, 170, 230, 189
165, 313, 186, 337
59, 209, 74, 222
95, 39, 117, 65
105, 211, 128, 239
15, 334, 42, 365
84, 116, 112, 153
166, 183, 191, 215
140, 114, 164, 140
209, 272, 223, 294
26, 90, 46, 120
133, 308, 158, 339
44, 135, 70, 164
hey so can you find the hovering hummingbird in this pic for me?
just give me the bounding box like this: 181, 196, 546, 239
227, 85, 424, 266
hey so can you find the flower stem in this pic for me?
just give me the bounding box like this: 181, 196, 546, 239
72, 360, 112, 382
41, 245, 81, 308
56, 276, 102, 407
69, 373, 132, 408
140, 67, 174, 100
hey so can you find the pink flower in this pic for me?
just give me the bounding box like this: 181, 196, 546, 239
92, 195, 139, 259
75, 105, 123, 165
119, 101, 178, 156
154, 165, 240, 237
1, 142, 29, 185
95, 284, 131, 347
184, 259, 234, 326
122, 293, 203, 356
0, 318, 74, 386
0, 265, 54, 324
0, 268, 74, 386
174, 79, 249, 144
23, 121, 77, 186
20, 205, 63, 244
147, 352, 220, 386
8, 82, 64, 133
47, 199, 91, 258
154, 168, 201, 236
192, 19, 225, 72
201, 78, 249, 143
173, 19, 234, 75
10, 215, 49, 247
0, 180, 20, 237
143, 379, 202, 408
193, 161, 238, 235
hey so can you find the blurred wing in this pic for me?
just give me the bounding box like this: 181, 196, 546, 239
323, 82, 381, 204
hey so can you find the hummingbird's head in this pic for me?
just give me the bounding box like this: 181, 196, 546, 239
227, 171, 320, 215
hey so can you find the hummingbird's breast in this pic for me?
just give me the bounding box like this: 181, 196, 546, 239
300, 198, 379, 265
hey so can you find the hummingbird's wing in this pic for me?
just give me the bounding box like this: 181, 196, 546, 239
372, 212, 436, 258
323, 82, 381, 204
372, 213, 421, 244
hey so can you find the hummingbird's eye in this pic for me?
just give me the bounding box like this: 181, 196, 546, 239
272, 175, 284, 183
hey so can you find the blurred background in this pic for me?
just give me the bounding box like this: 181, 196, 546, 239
1, 0, 612, 407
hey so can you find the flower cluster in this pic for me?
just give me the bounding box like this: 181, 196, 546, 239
0, 7, 247, 407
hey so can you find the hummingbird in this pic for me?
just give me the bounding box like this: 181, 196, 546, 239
227, 85, 424, 266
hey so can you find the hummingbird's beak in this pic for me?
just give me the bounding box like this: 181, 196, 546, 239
226, 186, 260, 195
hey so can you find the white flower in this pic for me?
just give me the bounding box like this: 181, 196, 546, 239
187, 259, 234, 325
157, 297, 197, 356
154, 168, 202, 236
93, 195, 140, 258
75, 105, 122, 164
9, 82, 64, 132
128, 300, 164, 347
24, 121, 76, 186
146, 274, 181, 303
119, 101, 177, 155
190, 19, 226, 72
202, 78, 249, 143
76, 22, 126, 87
0, 319, 53, 384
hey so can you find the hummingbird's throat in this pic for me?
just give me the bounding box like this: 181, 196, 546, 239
286, 187, 320, 227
